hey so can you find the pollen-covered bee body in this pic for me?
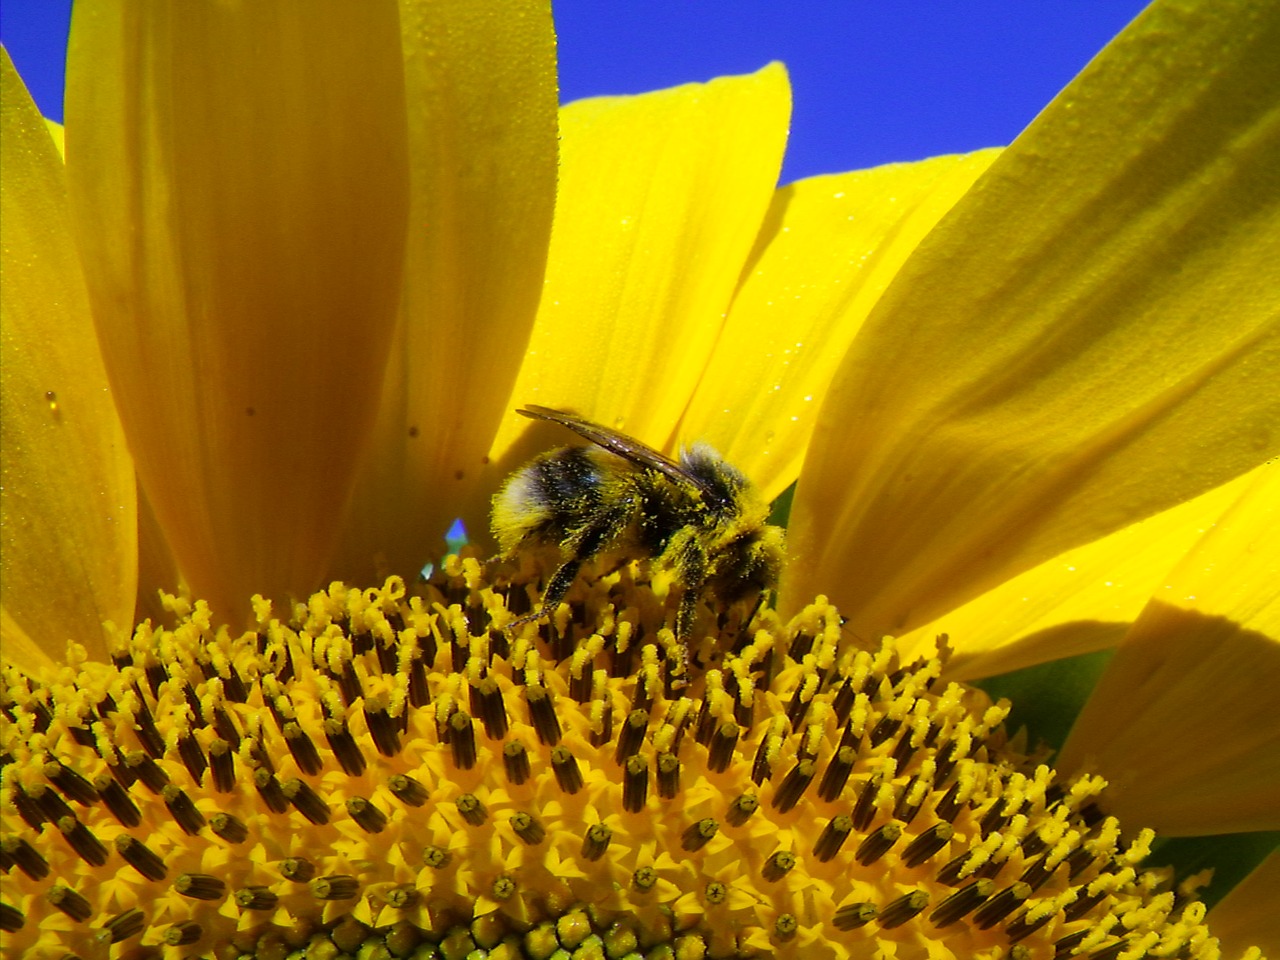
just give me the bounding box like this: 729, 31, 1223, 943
491, 406, 785, 638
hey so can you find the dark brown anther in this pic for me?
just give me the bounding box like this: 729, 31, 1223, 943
47, 885, 91, 922
869, 713, 903, 748
1005, 907, 1053, 944
1018, 853, 1059, 891
933, 739, 960, 782
581, 823, 612, 861
833, 902, 877, 931
364, 700, 402, 757
681, 818, 719, 852
58, 815, 107, 866
253, 768, 289, 814
162, 784, 206, 835
898, 821, 953, 870
283, 723, 322, 776
1066, 845, 1098, 880
974, 848, 1011, 879
408, 650, 430, 708
632, 866, 657, 892
812, 815, 852, 862
878, 890, 929, 929
381, 884, 419, 909
11, 784, 47, 831
30, 783, 74, 822
347, 796, 388, 834
162, 921, 203, 946
929, 878, 994, 927
851, 773, 882, 830
615, 709, 648, 764
503, 740, 531, 785
103, 907, 145, 943
449, 710, 478, 769
324, 716, 367, 776
282, 777, 330, 825
1052, 929, 1090, 957
116, 835, 167, 881
388, 773, 429, 806
726, 793, 759, 827
176, 732, 208, 784
890, 726, 921, 767
551, 746, 583, 794
762, 850, 796, 882
0, 903, 23, 933
471, 676, 509, 739
1062, 885, 1108, 922
750, 733, 774, 785
456, 793, 488, 826
893, 774, 928, 825
932, 779, 966, 822
787, 630, 815, 661
43, 760, 99, 805
311, 875, 358, 901
175, 873, 227, 901
855, 822, 903, 866
623, 755, 649, 813
509, 812, 545, 845
657, 751, 680, 799
830, 680, 857, 726
208, 738, 235, 793
784, 681, 813, 726
1020, 829, 1047, 859
771, 759, 816, 813
126, 750, 169, 793
693, 699, 716, 745
209, 812, 249, 844
280, 857, 316, 882
93, 773, 140, 829
818, 746, 857, 803
329, 664, 362, 707
526, 685, 562, 745
972, 882, 1030, 929
422, 845, 451, 869
134, 701, 166, 757
936, 850, 974, 886
980, 795, 1021, 837
210, 705, 242, 749
1, 836, 49, 881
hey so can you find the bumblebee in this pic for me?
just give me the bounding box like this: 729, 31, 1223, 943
491, 404, 786, 638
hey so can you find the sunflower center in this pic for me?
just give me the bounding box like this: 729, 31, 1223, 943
0, 555, 1225, 959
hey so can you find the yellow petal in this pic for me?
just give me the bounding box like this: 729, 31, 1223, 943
333, 0, 558, 581
64, 2, 410, 622
900, 465, 1260, 680
1058, 465, 1280, 835
785, 0, 1280, 636
1, 50, 136, 666
1210, 852, 1280, 958
683, 150, 998, 501
490, 64, 792, 475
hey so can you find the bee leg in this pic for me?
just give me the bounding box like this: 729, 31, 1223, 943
664, 530, 708, 642
504, 508, 628, 632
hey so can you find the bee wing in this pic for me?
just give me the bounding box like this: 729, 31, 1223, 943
517, 405, 713, 498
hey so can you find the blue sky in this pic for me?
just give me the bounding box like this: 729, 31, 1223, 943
3, 1, 1150, 184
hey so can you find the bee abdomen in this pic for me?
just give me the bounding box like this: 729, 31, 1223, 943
491, 446, 608, 550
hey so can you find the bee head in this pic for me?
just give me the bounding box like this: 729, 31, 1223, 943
679, 442, 749, 513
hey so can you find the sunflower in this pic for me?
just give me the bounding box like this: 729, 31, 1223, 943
2, 1, 1278, 959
